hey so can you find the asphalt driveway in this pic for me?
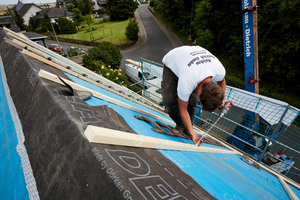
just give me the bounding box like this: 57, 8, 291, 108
120, 4, 176, 70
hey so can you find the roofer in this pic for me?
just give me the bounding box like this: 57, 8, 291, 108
161, 45, 226, 146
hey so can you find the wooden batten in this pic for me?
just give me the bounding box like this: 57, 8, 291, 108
84, 125, 236, 154
278, 176, 299, 200
5, 28, 163, 112
125, 59, 140, 67
20, 48, 165, 114
38, 69, 174, 125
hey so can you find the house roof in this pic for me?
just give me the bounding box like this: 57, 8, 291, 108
22, 32, 47, 40
96, 0, 107, 5
1, 27, 300, 200
37, 7, 72, 19
0, 16, 20, 32
15, 0, 24, 11
18, 3, 35, 17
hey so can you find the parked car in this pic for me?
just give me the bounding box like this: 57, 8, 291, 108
67, 46, 86, 56
48, 44, 63, 52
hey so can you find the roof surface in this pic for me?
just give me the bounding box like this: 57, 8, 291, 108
1, 27, 300, 200
37, 7, 72, 18
22, 31, 47, 40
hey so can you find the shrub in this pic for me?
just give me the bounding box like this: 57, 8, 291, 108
149, 0, 156, 7
57, 17, 77, 34
88, 61, 129, 86
35, 26, 48, 34
125, 19, 139, 40
27, 16, 43, 32
82, 42, 123, 70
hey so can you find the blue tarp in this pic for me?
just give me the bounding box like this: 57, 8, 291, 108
0, 59, 29, 200
66, 73, 300, 200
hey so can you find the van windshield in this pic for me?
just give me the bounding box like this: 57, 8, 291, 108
143, 72, 157, 80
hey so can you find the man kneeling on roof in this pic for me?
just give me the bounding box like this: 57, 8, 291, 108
161, 45, 226, 146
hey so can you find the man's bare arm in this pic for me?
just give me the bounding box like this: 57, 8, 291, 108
178, 98, 201, 145
217, 78, 226, 93
217, 78, 226, 108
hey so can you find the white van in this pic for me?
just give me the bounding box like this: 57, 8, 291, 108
125, 62, 161, 89
144, 83, 164, 106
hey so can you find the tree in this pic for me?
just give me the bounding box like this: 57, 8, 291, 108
77, 0, 85, 15
72, 8, 85, 31
4, 6, 13, 16
43, 14, 52, 31
83, 0, 94, 15
56, 17, 77, 34
82, 42, 123, 70
155, 0, 197, 37
149, 0, 157, 8
27, 16, 43, 32
258, 0, 300, 94
65, 0, 77, 12
12, 7, 26, 31
107, 0, 139, 21
85, 15, 94, 29
6, 7, 27, 31
125, 19, 139, 40
192, 0, 243, 69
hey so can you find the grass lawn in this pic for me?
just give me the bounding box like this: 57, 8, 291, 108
58, 18, 135, 45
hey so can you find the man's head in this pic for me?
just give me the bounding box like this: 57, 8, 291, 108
199, 81, 224, 111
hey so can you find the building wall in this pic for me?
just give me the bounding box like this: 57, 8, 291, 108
23, 6, 42, 25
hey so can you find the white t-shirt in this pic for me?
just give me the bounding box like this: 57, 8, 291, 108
162, 46, 225, 101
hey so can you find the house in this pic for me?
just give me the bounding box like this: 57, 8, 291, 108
36, 7, 72, 23
93, 0, 107, 11
15, 0, 42, 25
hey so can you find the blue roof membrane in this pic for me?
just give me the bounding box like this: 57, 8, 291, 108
0, 64, 29, 200
66, 72, 299, 200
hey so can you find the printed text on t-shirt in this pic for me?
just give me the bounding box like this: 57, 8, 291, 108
187, 55, 216, 67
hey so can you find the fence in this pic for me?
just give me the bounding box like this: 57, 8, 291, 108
138, 58, 300, 184
139, 58, 164, 106
48, 32, 135, 50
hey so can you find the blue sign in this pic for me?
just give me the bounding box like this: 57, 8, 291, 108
242, 0, 254, 93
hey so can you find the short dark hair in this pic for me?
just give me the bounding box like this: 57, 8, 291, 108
199, 81, 224, 111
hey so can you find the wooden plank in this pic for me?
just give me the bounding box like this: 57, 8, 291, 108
84, 125, 236, 154
278, 176, 299, 200
38, 69, 174, 125
125, 59, 140, 67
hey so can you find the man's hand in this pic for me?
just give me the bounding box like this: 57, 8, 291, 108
218, 99, 225, 110
190, 131, 203, 146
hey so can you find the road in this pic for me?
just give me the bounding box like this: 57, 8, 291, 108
120, 4, 175, 70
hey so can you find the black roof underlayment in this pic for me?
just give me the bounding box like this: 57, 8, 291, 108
0, 30, 216, 199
